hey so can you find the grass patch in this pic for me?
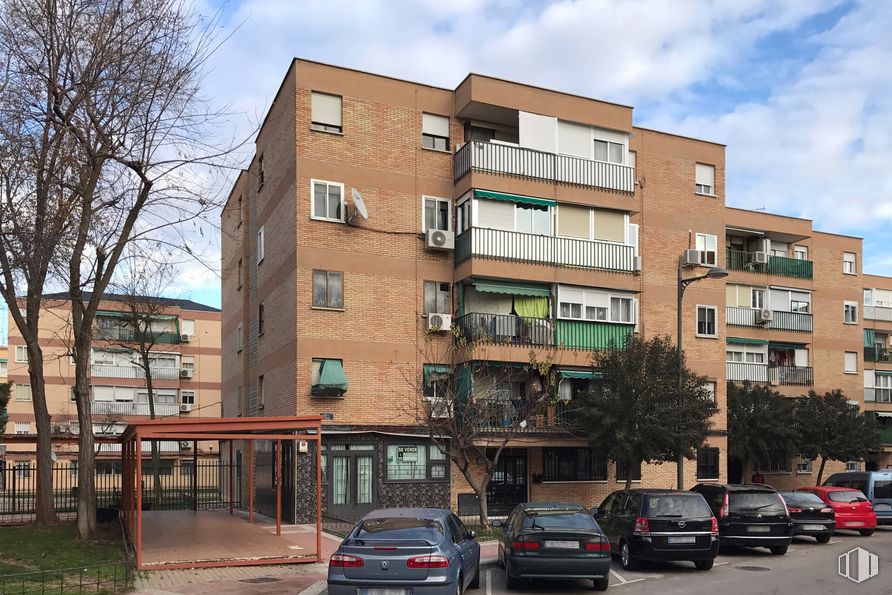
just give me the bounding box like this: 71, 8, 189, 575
468, 525, 502, 542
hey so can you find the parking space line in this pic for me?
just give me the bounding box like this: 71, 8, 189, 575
610, 578, 645, 588
829, 540, 840, 544
610, 569, 628, 584
486, 568, 492, 595
715, 561, 729, 566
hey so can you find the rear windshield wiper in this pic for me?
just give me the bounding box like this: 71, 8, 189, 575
527, 513, 546, 531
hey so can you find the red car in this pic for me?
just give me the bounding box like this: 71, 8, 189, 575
797, 487, 876, 536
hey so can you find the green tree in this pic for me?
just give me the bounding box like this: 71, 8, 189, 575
578, 335, 718, 490
0, 382, 10, 436
795, 390, 881, 484
727, 382, 798, 482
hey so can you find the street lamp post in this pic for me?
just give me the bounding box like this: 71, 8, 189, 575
676, 257, 728, 490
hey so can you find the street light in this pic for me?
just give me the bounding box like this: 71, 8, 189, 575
677, 258, 728, 490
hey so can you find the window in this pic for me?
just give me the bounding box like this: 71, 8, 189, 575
143, 460, 174, 476
257, 226, 265, 264
543, 448, 608, 482
615, 460, 642, 482
864, 289, 873, 305
258, 375, 264, 409
257, 153, 264, 190
610, 297, 633, 323
796, 455, 813, 473
745, 352, 765, 363
844, 301, 858, 324
386, 444, 447, 481
456, 200, 471, 234
311, 358, 347, 397
695, 163, 715, 195
557, 286, 636, 324
14, 462, 30, 478
311, 180, 345, 222
237, 259, 243, 290
702, 381, 716, 401
697, 447, 720, 480
180, 460, 194, 476
0, 359, 6, 377
758, 452, 790, 473
843, 252, 857, 274
751, 288, 766, 309
312, 270, 344, 309
515, 203, 551, 235
846, 461, 861, 472
696, 305, 717, 337
422, 113, 450, 151
181, 390, 195, 405
844, 351, 857, 373
15, 384, 31, 401
236, 194, 243, 228
258, 303, 265, 336
180, 319, 195, 336
14, 422, 29, 435
96, 461, 123, 475
695, 233, 717, 266
726, 351, 743, 362
424, 281, 450, 315
311, 92, 343, 133
15, 345, 27, 362
794, 246, 808, 260
423, 196, 451, 232
236, 323, 243, 353
593, 139, 623, 164
181, 356, 195, 372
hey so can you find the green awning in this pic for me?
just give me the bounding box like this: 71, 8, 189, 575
424, 364, 451, 386
94, 347, 132, 354
768, 342, 806, 350
559, 370, 603, 380
474, 189, 556, 208
865, 329, 876, 347
727, 337, 769, 345
96, 310, 177, 320
875, 370, 892, 377
312, 359, 348, 395
473, 281, 551, 298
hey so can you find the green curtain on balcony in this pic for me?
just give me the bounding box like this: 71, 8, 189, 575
514, 296, 548, 318
474, 189, 556, 208
865, 329, 876, 347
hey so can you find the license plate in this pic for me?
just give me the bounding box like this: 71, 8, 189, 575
747, 525, 771, 533
360, 590, 408, 595
544, 540, 579, 549
846, 521, 864, 527
875, 503, 891, 511
667, 536, 696, 544
802, 524, 826, 531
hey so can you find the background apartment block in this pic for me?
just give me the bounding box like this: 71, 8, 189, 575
221, 59, 890, 523
2, 295, 222, 482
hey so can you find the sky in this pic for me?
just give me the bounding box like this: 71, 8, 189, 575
181, 0, 892, 308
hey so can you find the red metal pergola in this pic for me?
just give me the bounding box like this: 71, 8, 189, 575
120, 416, 323, 570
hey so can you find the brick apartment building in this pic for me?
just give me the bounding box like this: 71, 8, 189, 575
220, 59, 891, 522
2, 294, 222, 482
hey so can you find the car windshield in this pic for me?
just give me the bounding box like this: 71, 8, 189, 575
875, 480, 892, 499
522, 511, 597, 531
729, 491, 786, 513
828, 491, 868, 503
645, 495, 712, 518
355, 517, 443, 541
783, 492, 825, 506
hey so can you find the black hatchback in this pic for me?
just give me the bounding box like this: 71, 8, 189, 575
778, 491, 835, 543
593, 489, 719, 571
691, 483, 793, 555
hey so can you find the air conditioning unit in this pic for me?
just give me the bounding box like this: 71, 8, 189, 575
429, 398, 452, 419
681, 249, 701, 267
179, 441, 190, 449
757, 308, 773, 323
53, 424, 69, 435
180, 334, 192, 342
179, 369, 193, 379
427, 313, 452, 332
425, 229, 454, 251
633, 255, 642, 272
753, 251, 769, 265
179, 403, 192, 413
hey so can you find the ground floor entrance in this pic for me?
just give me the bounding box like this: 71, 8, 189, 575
486, 448, 528, 516
325, 444, 376, 521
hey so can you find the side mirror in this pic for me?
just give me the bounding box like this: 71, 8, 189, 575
590, 507, 600, 516
491, 520, 503, 528
468, 530, 477, 540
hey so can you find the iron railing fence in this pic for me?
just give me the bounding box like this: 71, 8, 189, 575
865, 305, 892, 321
726, 306, 813, 332
726, 362, 813, 386
0, 561, 132, 595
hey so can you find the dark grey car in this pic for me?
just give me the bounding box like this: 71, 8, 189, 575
327, 508, 480, 595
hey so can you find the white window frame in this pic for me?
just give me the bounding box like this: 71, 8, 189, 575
15, 383, 31, 401
181, 390, 195, 405
310, 179, 346, 223
844, 351, 857, 374
695, 233, 717, 266
15, 345, 27, 363
257, 226, 265, 264
751, 288, 766, 309
310, 92, 343, 133
14, 422, 30, 435
844, 301, 859, 324
423, 281, 451, 316
796, 455, 813, 474
696, 305, 718, 338
421, 196, 452, 232
794, 246, 808, 260
556, 285, 636, 325
864, 289, 873, 305
0, 359, 6, 377
421, 113, 450, 151
843, 252, 857, 275
695, 163, 716, 196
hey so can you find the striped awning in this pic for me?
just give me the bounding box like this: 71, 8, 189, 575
559, 370, 603, 380
474, 189, 555, 208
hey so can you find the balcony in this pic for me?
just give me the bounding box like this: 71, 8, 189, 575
455, 313, 634, 351
94, 327, 181, 344
865, 388, 892, 403
454, 140, 635, 193
90, 364, 181, 380
90, 401, 180, 417
726, 306, 813, 333
455, 227, 637, 272
726, 249, 812, 280
864, 347, 892, 363
865, 306, 892, 322
727, 362, 814, 386
467, 398, 569, 434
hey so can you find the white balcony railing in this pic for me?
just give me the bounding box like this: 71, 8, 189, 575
865, 306, 892, 321
90, 364, 180, 380
726, 306, 813, 333
91, 401, 180, 417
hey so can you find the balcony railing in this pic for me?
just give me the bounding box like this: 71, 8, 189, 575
90, 364, 181, 380
865, 387, 892, 403
466, 399, 567, 433
454, 140, 635, 193
865, 306, 892, 321
455, 313, 634, 351
554, 320, 634, 350
94, 327, 180, 344
725, 249, 813, 279
726, 306, 813, 332
455, 227, 637, 272
727, 362, 813, 386
90, 401, 180, 417
864, 347, 892, 363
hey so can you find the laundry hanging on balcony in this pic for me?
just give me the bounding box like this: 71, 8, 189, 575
514, 296, 548, 319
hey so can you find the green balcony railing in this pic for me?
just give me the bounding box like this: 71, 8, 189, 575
725, 249, 812, 279
555, 320, 634, 350
880, 427, 892, 445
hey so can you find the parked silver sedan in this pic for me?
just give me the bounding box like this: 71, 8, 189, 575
328, 508, 481, 595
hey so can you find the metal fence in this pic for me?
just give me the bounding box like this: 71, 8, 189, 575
865, 305, 892, 321
726, 362, 814, 386
726, 306, 813, 332
0, 562, 132, 595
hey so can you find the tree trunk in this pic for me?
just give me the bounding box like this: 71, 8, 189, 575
142, 351, 162, 506
741, 457, 754, 485
816, 458, 827, 485
74, 331, 96, 540
27, 343, 57, 524
623, 461, 633, 491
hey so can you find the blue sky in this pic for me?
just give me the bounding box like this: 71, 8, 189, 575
182, 0, 892, 308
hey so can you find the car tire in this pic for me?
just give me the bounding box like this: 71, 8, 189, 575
816, 534, 832, 544
769, 545, 788, 555
469, 561, 480, 589
859, 529, 874, 537
505, 560, 520, 591
592, 577, 609, 591
620, 540, 638, 571
694, 559, 714, 571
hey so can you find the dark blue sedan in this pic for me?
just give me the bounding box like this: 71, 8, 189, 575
328, 508, 481, 595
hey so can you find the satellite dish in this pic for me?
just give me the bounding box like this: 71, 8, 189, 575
350, 188, 369, 223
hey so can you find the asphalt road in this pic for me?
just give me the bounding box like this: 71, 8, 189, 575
481, 527, 892, 594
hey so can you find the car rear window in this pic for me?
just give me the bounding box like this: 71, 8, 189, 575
783, 492, 825, 506
645, 495, 712, 518
522, 511, 597, 531
729, 491, 786, 513
828, 491, 868, 503
355, 517, 443, 541
874, 480, 892, 499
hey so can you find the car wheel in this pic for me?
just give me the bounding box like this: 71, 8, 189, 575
592, 577, 609, 591
769, 545, 788, 555
859, 529, 874, 537
620, 540, 638, 571
816, 534, 831, 544
505, 560, 520, 591
694, 559, 714, 571
469, 561, 480, 589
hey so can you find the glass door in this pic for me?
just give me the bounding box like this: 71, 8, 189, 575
326, 445, 377, 521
